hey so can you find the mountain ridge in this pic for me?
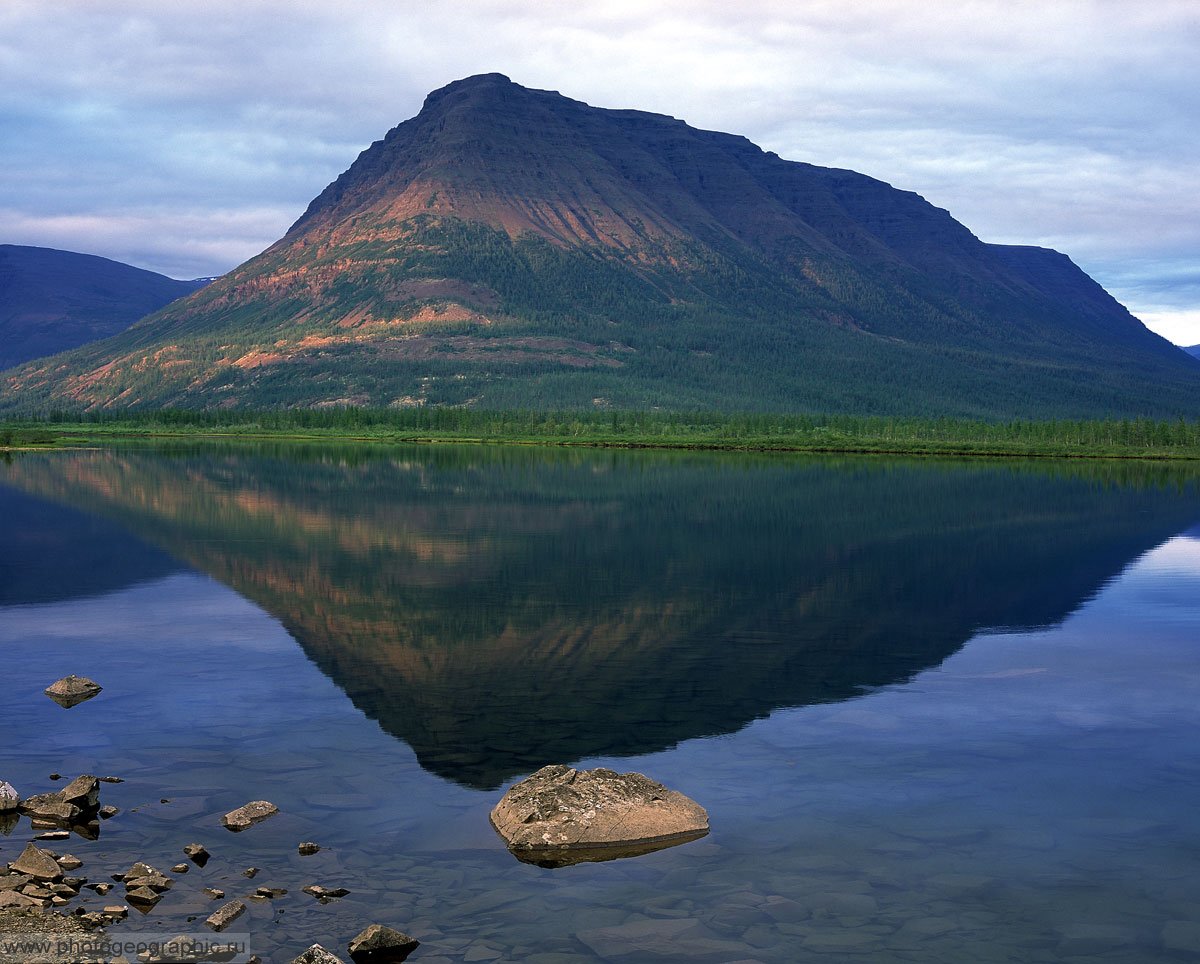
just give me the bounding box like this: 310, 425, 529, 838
3, 74, 1197, 416
0, 244, 208, 371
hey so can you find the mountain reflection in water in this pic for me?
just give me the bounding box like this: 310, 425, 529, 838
4, 446, 1197, 789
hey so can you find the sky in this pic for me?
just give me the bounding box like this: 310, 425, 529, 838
1, 0, 1197, 345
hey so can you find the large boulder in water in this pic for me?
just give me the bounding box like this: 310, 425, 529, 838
490, 765, 708, 867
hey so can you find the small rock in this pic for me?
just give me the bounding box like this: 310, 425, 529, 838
104, 905, 129, 919
19, 792, 80, 823
222, 800, 278, 832
34, 830, 71, 841
293, 946, 347, 964
206, 899, 246, 932
90, 882, 114, 895
99, 805, 120, 819
0, 874, 31, 892
172, 863, 189, 874
44, 675, 103, 708
99, 776, 124, 784
183, 842, 210, 866
59, 775, 100, 810
203, 888, 225, 900
302, 885, 350, 900
9, 842, 63, 880
49, 773, 62, 781
126, 886, 162, 905
298, 841, 321, 855
0, 781, 18, 811
255, 886, 287, 899
0, 891, 39, 909
124, 861, 173, 893
348, 924, 420, 964
242, 867, 260, 879
56, 854, 83, 871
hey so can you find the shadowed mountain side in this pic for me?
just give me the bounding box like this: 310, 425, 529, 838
0, 482, 184, 605
4, 74, 1197, 416
0, 245, 208, 370
1187, 345, 1200, 359
3, 447, 1197, 789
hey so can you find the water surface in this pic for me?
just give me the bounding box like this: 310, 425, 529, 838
1, 446, 1198, 962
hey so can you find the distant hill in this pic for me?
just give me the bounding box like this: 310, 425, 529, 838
3, 74, 1197, 416
0, 245, 207, 370
1186, 345, 1200, 360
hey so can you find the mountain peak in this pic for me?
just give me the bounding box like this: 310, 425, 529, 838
4, 78, 1198, 416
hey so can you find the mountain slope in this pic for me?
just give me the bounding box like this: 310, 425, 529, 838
0, 245, 207, 370
1187, 345, 1200, 360
3, 74, 1197, 416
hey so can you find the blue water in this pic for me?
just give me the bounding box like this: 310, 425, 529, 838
1, 447, 1199, 962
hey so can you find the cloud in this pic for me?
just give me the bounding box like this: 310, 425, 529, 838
1, 0, 1197, 341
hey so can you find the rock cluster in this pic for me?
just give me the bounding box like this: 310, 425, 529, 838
121, 860, 174, 912
490, 765, 709, 867
0, 842, 120, 927
16, 774, 102, 838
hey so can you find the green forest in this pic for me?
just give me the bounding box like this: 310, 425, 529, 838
5, 408, 1200, 461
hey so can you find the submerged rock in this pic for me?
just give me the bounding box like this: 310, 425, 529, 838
348, 924, 420, 963
222, 800, 278, 832
490, 765, 709, 867
44, 675, 102, 708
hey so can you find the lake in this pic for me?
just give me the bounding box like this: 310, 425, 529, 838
2, 444, 1199, 963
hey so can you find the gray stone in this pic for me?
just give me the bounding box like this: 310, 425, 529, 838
183, 842, 210, 865
44, 675, 103, 708
348, 923, 420, 963
221, 800, 278, 832
0, 874, 31, 892
124, 861, 173, 892
18, 792, 80, 823
203, 888, 225, 900
298, 841, 321, 855
205, 899, 246, 932
303, 885, 350, 900
0, 782, 18, 812
490, 764, 708, 867
9, 842, 63, 880
293, 946, 346, 964
0, 891, 39, 909
59, 775, 100, 810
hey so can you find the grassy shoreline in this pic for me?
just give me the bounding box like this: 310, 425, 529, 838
4, 410, 1200, 461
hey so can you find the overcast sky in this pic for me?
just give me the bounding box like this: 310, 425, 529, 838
2, 0, 1196, 344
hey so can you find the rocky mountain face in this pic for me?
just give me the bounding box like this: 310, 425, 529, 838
0, 245, 207, 370
3, 74, 1197, 416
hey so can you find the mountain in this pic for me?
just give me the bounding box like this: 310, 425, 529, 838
3, 74, 1197, 416
0, 244, 208, 370
1187, 345, 1200, 360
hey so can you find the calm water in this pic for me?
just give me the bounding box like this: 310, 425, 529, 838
2, 445, 1199, 962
